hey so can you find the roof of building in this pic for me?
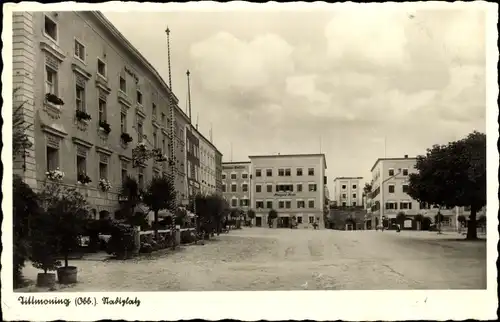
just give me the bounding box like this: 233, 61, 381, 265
222, 161, 251, 166
190, 125, 222, 156
248, 153, 327, 169
333, 176, 364, 181
91, 12, 191, 123
370, 157, 417, 172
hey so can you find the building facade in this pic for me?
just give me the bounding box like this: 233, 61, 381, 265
249, 154, 327, 229
332, 177, 363, 207
222, 162, 251, 211
12, 11, 189, 218
215, 152, 223, 194
198, 131, 219, 195
185, 126, 200, 200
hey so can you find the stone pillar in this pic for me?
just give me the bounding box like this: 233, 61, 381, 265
133, 226, 141, 255
12, 12, 37, 189
175, 225, 181, 245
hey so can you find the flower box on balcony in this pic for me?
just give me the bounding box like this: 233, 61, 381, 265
98, 178, 112, 192
99, 120, 111, 134
45, 93, 65, 106
121, 132, 133, 144
77, 173, 92, 185
76, 110, 92, 121
46, 168, 65, 181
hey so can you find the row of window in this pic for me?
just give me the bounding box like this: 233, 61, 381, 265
339, 202, 359, 207
221, 168, 319, 180
254, 167, 315, 177
341, 184, 357, 190
373, 168, 411, 182
254, 199, 316, 209
341, 193, 358, 199
252, 215, 317, 225
222, 183, 318, 193
222, 173, 249, 180
46, 144, 156, 190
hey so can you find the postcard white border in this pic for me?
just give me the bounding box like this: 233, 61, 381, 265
2, 1, 498, 321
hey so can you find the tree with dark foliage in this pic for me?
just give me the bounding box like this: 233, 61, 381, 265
407, 131, 486, 240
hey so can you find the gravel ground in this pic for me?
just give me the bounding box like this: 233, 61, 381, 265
18, 228, 486, 292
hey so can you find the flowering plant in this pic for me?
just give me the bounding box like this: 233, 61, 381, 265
77, 173, 92, 185
46, 168, 65, 181
99, 178, 112, 192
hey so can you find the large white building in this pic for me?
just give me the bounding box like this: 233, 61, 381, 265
222, 161, 251, 210
369, 155, 475, 230
249, 153, 327, 229
332, 177, 363, 207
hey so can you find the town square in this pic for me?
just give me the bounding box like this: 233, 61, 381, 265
5, 4, 494, 320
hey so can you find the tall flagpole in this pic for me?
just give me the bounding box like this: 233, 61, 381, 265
165, 27, 172, 90
186, 70, 192, 122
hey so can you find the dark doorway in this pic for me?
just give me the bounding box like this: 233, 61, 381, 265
255, 217, 262, 227
99, 210, 110, 220
279, 217, 290, 228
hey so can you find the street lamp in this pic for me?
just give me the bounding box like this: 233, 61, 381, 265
379, 168, 402, 230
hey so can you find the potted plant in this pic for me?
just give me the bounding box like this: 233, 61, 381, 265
121, 132, 133, 144
99, 178, 112, 192
30, 211, 61, 287
52, 188, 89, 284
36, 182, 89, 285
75, 110, 92, 121
99, 120, 111, 134
77, 173, 92, 185
45, 93, 65, 106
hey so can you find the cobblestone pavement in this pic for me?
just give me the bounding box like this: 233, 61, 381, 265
19, 228, 486, 292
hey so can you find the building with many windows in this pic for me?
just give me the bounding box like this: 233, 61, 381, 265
249, 154, 327, 228
198, 130, 219, 195
369, 155, 469, 230
185, 126, 200, 200
215, 152, 223, 194
222, 162, 251, 211
12, 11, 191, 218
332, 177, 363, 207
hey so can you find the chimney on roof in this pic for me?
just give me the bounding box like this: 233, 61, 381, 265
404, 155, 408, 158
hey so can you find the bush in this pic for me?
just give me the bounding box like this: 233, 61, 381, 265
181, 230, 196, 244
30, 212, 61, 273
13, 175, 40, 287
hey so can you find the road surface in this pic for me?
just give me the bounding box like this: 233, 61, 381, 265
18, 228, 486, 291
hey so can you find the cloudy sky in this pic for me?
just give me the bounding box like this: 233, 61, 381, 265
104, 5, 486, 189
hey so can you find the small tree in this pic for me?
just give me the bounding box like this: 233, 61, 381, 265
363, 182, 372, 198
268, 209, 278, 228
119, 176, 142, 219
142, 175, 176, 241
30, 211, 60, 274
247, 209, 256, 226
38, 182, 90, 268
407, 131, 486, 240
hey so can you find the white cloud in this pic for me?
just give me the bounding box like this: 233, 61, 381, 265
190, 32, 295, 92
324, 9, 410, 67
